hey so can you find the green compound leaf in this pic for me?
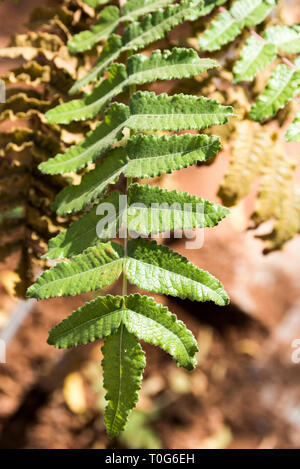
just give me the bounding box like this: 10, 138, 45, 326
46, 48, 218, 125
70, 0, 206, 93
250, 57, 300, 121
68, 0, 175, 53
48, 293, 198, 370
27, 241, 124, 299
127, 183, 229, 235
103, 325, 146, 439
286, 110, 300, 142
264, 24, 300, 54
43, 192, 121, 259
128, 91, 234, 131
198, 0, 276, 52
40, 103, 130, 174
233, 35, 277, 83
126, 238, 229, 305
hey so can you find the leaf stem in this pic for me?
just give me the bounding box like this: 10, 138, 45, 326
122, 42, 135, 298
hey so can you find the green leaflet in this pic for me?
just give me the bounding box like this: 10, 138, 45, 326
128, 91, 234, 131
43, 192, 121, 259
250, 57, 300, 121
69, 34, 122, 95
233, 35, 276, 83
198, 0, 276, 52
70, 0, 206, 94
198, 11, 244, 52
68, 0, 175, 53
52, 148, 128, 215
126, 239, 229, 305
122, 295, 198, 370
46, 49, 218, 125
27, 241, 124, 299
127, 183, 229, 234
103, 325, 146, 439
264, 24, 300, 54
126, 49, 217, 84
286, 110, 300, 142
47, 293, 198, 370
47, 295, 124, 347
68, 6, 120, 53
46, 63, 128, 125
230, 0, 276, 27
40, 104, 130, 174
124, 133, 221, 178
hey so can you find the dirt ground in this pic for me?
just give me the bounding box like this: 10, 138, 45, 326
0, 0, 300, 449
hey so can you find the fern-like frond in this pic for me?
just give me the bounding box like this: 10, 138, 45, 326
126, 238, 229, 305
27, 241, 123, 299
46, 48, 218, 125
250, 57, 300, 121
218, 120, 274, 205
103, 325, 145, 439
70, 0, 206, 93
0, 32, 63, 61
233, 36, 276, 83
286, 110, 300, 142
68, 0, 175, 53
127, 183, 229, 234
251, 146, 296, 226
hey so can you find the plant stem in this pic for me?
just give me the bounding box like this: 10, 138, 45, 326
122, 43, 136, 298
122, 174, 132, 297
